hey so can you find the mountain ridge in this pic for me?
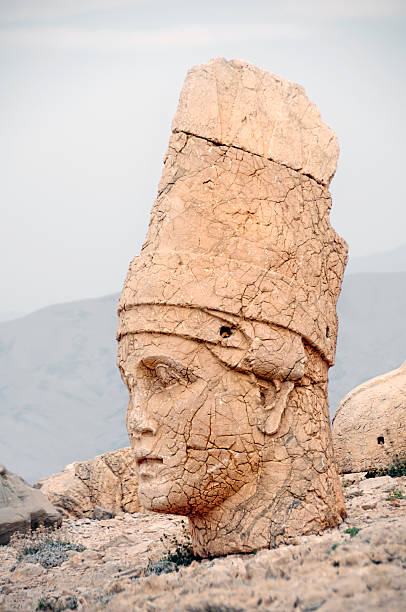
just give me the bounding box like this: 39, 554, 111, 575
346, 242, 406, 275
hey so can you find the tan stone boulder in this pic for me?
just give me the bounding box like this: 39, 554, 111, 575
332, 360, 406, 473
0, 465, 61, 544
35, 448, 141, 518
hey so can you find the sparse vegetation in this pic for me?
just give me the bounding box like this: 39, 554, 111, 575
36, 596, 78, 611
96, 594, 114, 606
386, 489, 404, 500
365, 455, 406, 479
146, 521, 201, 575
10, 526, 85, 568
344, 527, 360, 538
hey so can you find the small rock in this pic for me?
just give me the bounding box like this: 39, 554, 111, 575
93, 506, 114, 520
11, 563, 43, 580
361, 502, 377, 510
82, 549, 100, 561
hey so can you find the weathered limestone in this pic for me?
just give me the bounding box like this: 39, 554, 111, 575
35, 448, 141, 518
117, 58, 348, 556
0, 465, 61, 545
333, 360, 406, 474
172, 57, 338, 186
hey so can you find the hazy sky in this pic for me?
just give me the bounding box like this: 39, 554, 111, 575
1, 0, 405, 314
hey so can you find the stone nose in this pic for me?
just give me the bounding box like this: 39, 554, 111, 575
127, 395, 157, 439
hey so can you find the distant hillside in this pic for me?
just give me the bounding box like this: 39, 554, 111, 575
346, 242, 406, 275
0, 295, 128, 484
1, 263, 405, 484
329, 271, 406, 413
0, 310, 26, 323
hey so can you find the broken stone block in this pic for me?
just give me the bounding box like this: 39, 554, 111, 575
93, 506, 114, 520
0, 465, 61, 545
35, 447, 140, 518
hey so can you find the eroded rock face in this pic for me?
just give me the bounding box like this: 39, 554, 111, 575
0, 465, 61, 545
35, 448, 141, 518
332, 360, 406, 474
117, 58, 348, 556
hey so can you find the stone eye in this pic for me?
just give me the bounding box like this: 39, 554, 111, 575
155, 364, 179, 387
219, 326, 233, 338
140, 356, 197, 389
155, 363, 196, 388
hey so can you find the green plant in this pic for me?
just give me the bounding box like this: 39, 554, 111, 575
11, 526, 85, 568
386, 489, 404, 500
365, 455, 406, 479
344, 527, 360, 538
146, 540, 200, 575
36, 596, 78, 611
147, 522, 201, 575
96, 594, 113, 606
21, 538, 85, 568
387, 457, 406, 477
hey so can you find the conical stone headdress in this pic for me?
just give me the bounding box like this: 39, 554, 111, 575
118, 58, 347, 366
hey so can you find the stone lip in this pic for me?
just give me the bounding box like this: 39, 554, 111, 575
332, 360, 406, 474
172, 57, 338, 186
0, 466, 62, 545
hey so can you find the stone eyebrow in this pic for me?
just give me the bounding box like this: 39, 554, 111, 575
139, 355, 184, 370
138, 355, 197, 380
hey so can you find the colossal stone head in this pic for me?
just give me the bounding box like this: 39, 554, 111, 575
117, 58, 348, 556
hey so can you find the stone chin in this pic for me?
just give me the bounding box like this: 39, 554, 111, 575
137, 450, 260, 517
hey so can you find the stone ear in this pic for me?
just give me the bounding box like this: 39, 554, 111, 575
259, 380, 295, 435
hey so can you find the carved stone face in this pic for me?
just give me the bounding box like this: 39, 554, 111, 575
118, 312, 346, 555
118, 332, 265, 515
117, 59, 348, 554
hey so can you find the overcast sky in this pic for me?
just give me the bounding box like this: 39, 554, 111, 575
1, 0, 405, 315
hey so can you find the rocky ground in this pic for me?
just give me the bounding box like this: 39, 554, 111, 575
0, 474, 405, 612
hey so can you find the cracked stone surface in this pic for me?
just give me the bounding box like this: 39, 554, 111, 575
0, 474, 405, 611
172, 57, 339, 186
117, 58, 348, 556
35, 448, 141, 518
333, 360, 406, 474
